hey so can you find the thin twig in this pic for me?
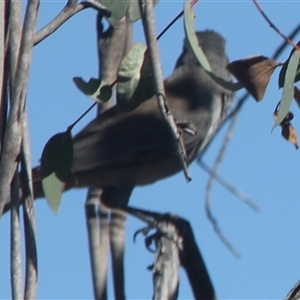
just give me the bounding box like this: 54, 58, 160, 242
156, 0, 198, 41
34, 0, 110, 46
253, 0, 300, 52
198, 22, 300, 213
156, 11, 183, 41
199, 160, 259, 212
10, 172, 23, 300
21, 113, 37, 300
0, 0, 7, 149
205, 113, 240, 258
139, 0, 191, 182
68, 102, 97, 131
7, 3, 23, 298
272, 23, 300, 59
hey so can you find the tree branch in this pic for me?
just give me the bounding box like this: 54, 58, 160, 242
199, 160, 259, 211
0, 0, 39, 216
139, 0, 191, 182
124, 207, 215, 300
10, 171, 23, 300
21, 113, 37, 300
34, 0, 110, 46
253, 0, 300, 51
205, 112, 241, 258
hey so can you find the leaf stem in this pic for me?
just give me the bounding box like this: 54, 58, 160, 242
156, 0, 198, 41
68, 102, 97, 131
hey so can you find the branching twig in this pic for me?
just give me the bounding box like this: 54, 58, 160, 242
198, 22, 300, 255
121, 207, 215, 300
34, 0, 110, 46
139, 0, 191, 182
199, 160, 259, 212
253, 0, 300, 51
205, 113, 240, 258
272, 23, 300, 59
206, 21, 300, 151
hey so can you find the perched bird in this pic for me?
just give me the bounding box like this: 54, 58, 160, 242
6, 30, 233, 210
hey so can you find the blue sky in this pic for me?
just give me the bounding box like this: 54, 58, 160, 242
2, 1, 300, 299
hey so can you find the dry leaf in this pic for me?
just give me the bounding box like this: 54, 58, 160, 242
274, 103, 299, 149
281, 123, 299, 149
294, 86, 300, 108
227, 56, 279, 101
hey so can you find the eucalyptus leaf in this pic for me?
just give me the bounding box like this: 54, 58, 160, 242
183, 0, 242, 92
98, 0, 128, 26
41, 130, 74, 214
227, 56, 279, 101
117, 43, 155, 111
73, 77, 112, 103
273, 50, 300, 128
278, 45, 300, 88
42, 173, 65, 214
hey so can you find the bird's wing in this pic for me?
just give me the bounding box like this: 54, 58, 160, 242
72, 99, 177, 173
72, 91, 223, 175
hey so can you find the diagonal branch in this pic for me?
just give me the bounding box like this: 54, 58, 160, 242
139, 0, 191, 182
34, 0, 110, 46
253, 0, 300, 51
123, 207, 215, 300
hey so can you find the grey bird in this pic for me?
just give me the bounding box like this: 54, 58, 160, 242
6, 30, 233, 210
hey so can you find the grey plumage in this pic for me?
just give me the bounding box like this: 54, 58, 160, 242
32, 30, 234, 200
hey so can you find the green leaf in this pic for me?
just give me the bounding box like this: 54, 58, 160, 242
278, 47, 300, 88
129, 0, 159, 22
183, 0, 243, 92
117, 43, 155, 111
98, 0, 128, 26
41, 130, 74, 214
42, 173, 65, 214
273, 50, 300, 128
73, 77, 112, 103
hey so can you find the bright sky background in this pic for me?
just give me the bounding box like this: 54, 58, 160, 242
2, 1, 300, 299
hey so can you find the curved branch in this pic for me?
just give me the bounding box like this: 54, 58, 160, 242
253, 0, 300, 51
0, 0, 39, 216
34, 0, 110, 46
204, 113, 240, 258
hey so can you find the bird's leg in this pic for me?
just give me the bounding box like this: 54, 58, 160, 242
85, 10, 134, 300
101, 185, 134, 300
